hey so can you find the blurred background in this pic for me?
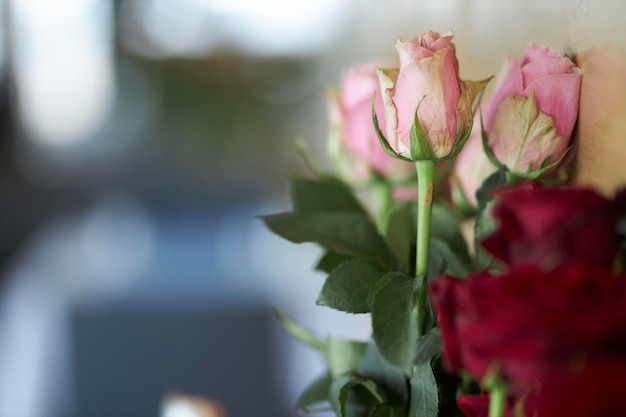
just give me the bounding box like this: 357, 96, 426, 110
0, 1, 617, 416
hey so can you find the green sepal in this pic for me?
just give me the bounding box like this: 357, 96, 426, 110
330, 375, 387, 417
273, 308, 328, 356
514, 145, 573, 180
294, 138, 327, 178
297, 372, 332, 411
372, 96, 414, 163
409, 99, 436, 161
474, 167, 507, 270
447, 95, 475, 160
480, 111, 505, 169
358, 340, 409, 406
328, 337, 368, 378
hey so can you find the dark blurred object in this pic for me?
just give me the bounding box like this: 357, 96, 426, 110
72, 305, 286, 417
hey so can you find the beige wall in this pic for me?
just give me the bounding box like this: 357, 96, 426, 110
569, 0, 626, 195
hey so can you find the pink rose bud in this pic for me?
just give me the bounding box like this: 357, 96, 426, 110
327, 63, 415, 182
451, 111, 497, 208
376, 31, 489, 161
485, 43, 582, 175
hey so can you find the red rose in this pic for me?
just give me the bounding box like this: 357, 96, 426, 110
457, 394, 489, 417
429, 263, 626, 386
459, 360, 626, 417
534, 358, 626, 417
457, 394, 525, 417
481, 186, 626, 269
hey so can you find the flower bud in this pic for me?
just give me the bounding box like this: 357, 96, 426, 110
451, 111, 497, 208
327, 63, 414, 182
485, 43, 582, 176
376, 31, 488, 161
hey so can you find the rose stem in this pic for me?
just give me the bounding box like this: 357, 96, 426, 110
487, 382, 508, 417
373, 179, 393, 236
414, 160, 436, 333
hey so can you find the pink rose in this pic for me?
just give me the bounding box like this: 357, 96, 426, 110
485, 43, 582, 174
377, 31, 487, 160
451, 110, 497, 207
327, 63, 415, 182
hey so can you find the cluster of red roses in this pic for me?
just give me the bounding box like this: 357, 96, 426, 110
430, 186, 626, 417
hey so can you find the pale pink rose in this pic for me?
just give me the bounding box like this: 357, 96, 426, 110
328, 63, 415, 182
451, 111, 497, 207
377, 31, 485, 160
485, 43, 582, 174
392, 186, 418, 202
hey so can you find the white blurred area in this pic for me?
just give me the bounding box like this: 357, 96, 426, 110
0, 1, 601, 417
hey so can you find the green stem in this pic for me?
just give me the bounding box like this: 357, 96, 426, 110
415, 161, 436, 277
373, 180, 393, 236
488, 384, 507, 417
485, 372, 509, 417
414, 160, 436, 335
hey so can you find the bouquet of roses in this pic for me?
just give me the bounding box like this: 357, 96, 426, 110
262, 30, 626, 417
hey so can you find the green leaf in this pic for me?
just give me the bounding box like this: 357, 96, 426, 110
409, 102, 436, 161
385, 203, 415, 274
368, 404, 405, 417
475, 166, 507, 212
414, 328, 441, 365
317, 259, 389, 313
273, 309, 327, 356
289, 177, 366, 215
329, 337, 368, 378
358, 340, 409, 405
409, 364, 439, 417
316, 251, 355, 273
480, 112, 504, 169
261, 212, 396, 269
297, 372, 332, 411
372, 272, 417, 372
330, 376, 387, 417
474, 167, 507, 269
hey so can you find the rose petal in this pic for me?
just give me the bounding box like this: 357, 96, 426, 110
489, 95, 567, 172
523, 42, 563, 62
395, 38, 434, 67
485, 57, 523, 129
376, 67, 402, 155
523, 71, 582, 139
392, 47, 461, 157
521, 56, 576, 87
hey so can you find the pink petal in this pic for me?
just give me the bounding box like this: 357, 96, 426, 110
395, 39, 434, 68
486, 57, 523, 129
523, 71, 582, 139
377, 67, 402, 154
523, 42, 563, 63
429, 31, 455, 52
521, 57, 576, 88
489, 95, 568, 173
392, 48, 460, 157
340, 65, 380, 110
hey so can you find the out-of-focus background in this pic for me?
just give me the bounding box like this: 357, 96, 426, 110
0, 1, 622, 417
